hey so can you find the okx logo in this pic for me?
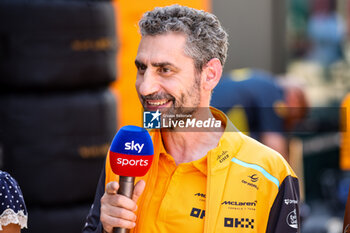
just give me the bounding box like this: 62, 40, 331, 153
143, 110, 161, 129
190, 208, 205, 219
224, 217, 254, 229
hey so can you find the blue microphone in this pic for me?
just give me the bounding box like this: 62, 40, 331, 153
109, 125, 154, 233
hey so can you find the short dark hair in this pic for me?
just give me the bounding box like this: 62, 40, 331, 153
139, 4, 228, 73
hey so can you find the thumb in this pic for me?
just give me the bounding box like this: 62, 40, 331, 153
132, 180, 146, 203
105, 181, 119, 195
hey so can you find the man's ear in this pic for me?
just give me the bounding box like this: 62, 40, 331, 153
201, 58, 223, 91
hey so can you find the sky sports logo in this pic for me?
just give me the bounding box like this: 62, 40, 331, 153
143, 109, 222, 130
113, 141, 149, 167
124, 140, 144, 153
116, 157, 149, 167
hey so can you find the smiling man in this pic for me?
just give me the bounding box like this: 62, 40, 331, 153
83, 5, 300, 233
135, 33, 202, 116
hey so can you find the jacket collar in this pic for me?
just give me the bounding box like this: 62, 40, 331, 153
207, 107, 243, 173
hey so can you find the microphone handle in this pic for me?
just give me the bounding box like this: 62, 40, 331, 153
113, 176, 135, 233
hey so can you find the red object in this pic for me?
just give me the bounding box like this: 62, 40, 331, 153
110, 151, 153, 177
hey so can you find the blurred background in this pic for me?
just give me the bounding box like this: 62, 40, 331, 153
0, 0, 349, 232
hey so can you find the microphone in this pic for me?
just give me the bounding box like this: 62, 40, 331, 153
109, 125, 154, 233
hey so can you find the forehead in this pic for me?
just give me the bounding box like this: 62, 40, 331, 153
136, 33, 191, 64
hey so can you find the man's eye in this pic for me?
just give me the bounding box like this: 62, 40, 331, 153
160, 67, 170, 73
137, 65, 147, 73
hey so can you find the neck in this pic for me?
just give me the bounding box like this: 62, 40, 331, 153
161, 108, 225, 165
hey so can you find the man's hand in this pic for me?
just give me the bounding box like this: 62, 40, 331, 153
100, 180, 146, 233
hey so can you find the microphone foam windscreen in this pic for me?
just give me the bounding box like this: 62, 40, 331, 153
109, 125, 154, 177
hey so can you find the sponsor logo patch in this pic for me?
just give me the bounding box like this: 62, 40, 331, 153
221, 200, 257, 211
284, 199, 298, 205
241, 179, 258, 190
194, 193, 206, 202
217, 151, 229, 163
240, 174, 260, 190
194, 193, 206, 198
190, 208, 205, 219
286, 209, 298, 229
221, 200, 257, 206
248, 174, 259, 182
224, 217, 254, 229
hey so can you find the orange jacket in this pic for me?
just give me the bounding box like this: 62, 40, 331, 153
84, 108, 300, 233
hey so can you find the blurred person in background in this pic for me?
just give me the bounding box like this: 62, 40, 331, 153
0, 171, 27, 233
307, 0, 345, 68
211, 68, 308, 162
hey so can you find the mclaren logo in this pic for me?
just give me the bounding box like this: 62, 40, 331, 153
194, 193, 206, 198
221, 201, 257, 207
248, 174, 259, 182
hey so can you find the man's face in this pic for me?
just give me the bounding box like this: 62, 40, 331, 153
135, 33, 202, 117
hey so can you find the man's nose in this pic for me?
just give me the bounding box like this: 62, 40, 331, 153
137, 71, 160, 97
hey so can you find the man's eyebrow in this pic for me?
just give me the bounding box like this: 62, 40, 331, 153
135, 60, 179, 70
134, 60, 145, 67
151, 62, 174, 67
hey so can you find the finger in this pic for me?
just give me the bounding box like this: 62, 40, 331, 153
132, 180, 146, 203
109, 194, 137, 211
101, 213, 136, 231
105, 181, 119, 195
102, 205, 137, 221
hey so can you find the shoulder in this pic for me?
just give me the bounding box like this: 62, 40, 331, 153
0, 171, 28, 230
233, 134, 297, 181
0, 171, 21, 193
0, 171, 27, 207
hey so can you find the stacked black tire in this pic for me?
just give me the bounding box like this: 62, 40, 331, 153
0, 1, 118, 232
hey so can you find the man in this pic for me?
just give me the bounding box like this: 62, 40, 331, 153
83, 5, 300, 233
